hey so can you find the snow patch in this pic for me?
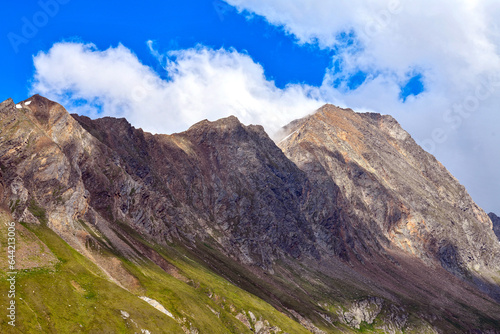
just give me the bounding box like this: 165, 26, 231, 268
139, 296, 175, 320
25, 100, 32, 105
16, 104, 22, 109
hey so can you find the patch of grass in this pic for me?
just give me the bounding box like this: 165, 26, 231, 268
27, 199, 48, 225
358, 321, 376, 333
9, 199, 20, 213
107, 222, 312, 333
52, 186, 64, 204
0, 221, 182, 334
0, 209, 315, 333
78, 219, 114, 253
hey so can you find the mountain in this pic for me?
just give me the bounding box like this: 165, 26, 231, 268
1, 95, 500, 333
278, 104, 500, 278
490, 212, 500, 242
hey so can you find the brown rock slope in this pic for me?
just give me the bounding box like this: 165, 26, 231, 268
2, 96, 500, 333
278, 105, 500, 275
275, 104, 500, 331
71, 113, 326, 268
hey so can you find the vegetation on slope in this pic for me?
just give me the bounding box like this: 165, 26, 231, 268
0, 208, 312, 333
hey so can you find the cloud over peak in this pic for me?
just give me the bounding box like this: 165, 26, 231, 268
32, 42, 324, 135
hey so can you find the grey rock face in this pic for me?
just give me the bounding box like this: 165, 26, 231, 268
0, 96, 92, 251
489, 212, 500, 242
336, 297, 384, 329
72, 113, 327, 268
278, 104, 500, 278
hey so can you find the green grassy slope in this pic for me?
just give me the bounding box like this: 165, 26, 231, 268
2, 204, 495, 333
0, 209, 314, 334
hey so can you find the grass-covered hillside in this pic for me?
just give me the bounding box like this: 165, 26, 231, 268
0, 208, 313, 333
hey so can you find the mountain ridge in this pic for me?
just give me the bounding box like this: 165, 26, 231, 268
278, 104, 499, 271
1, 95, 500, 333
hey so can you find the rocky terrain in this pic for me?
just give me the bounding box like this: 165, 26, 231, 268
278, 105, 500, 280
490, 212, 500, 242
1, 95, 500, 333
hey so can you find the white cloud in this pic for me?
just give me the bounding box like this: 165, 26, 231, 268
223, 0, 500, 214
32, 42, 324, 135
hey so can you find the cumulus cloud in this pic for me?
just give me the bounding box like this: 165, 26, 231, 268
223, 0, 500, 214
32, 42, 324, 135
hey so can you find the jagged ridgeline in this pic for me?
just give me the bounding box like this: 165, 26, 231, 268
1, 95, 500, 333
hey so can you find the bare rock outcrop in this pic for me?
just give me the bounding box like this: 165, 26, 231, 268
278, 105, 500, 280
489, 212, 500, 242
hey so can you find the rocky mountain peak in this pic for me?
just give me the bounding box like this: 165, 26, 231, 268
186, 116, 243, 139
188, 115, 241, 131
278, 104, 500, 277
0, 97, 14, 107
17, 94, 57, 125
185, 115, 268, 142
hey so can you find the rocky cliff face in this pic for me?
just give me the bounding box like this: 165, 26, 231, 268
2, 96, 500, 333
490, 212, 500, 242
71, 113, 327, 269
0, 96, 91, 251
71, 111, 361, 267
278, 105, 500, 278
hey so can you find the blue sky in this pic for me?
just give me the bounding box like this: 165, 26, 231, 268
1, 0, 499, 214
1, 0, 334, 102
